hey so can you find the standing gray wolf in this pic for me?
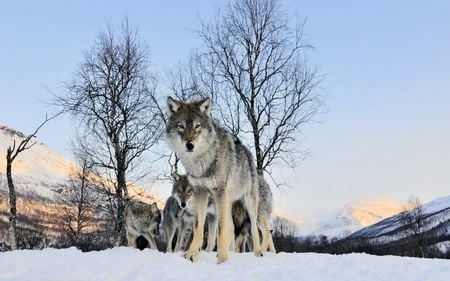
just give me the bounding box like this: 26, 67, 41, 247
161, 172, 217, 252
125, 200, 161, 250
166, 97, 262, 263
233, 175, 276, 253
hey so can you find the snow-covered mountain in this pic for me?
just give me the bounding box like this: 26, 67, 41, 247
306, 198, 404, 239
0, 125, 78, 199
0, 124, 163, 203
348, 195, 450, 245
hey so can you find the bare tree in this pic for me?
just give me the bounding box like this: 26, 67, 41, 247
5, 114, 57, 250
192, 0, 322, 177
57, 157, 99, 246
272, 216, 297, 237
400, 195, 428, 258
271, 216, 297, 252
54, 19, 163, 246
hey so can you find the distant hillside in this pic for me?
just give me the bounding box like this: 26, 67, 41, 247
306, 198, 403, 239
0, 124, 163, 203
348, 195, 450, 246
0, 124, 77, 198
0, 124, 164, 244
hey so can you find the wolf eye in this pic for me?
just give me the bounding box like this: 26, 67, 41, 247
177, 123, 185, 130
194, 124, 201, 129
187, 190, 192, 195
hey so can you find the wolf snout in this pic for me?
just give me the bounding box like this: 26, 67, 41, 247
186, 141, 194, 152
181, 202, 186, 208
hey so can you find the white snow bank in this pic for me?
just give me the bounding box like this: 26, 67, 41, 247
1, 247, 450, 281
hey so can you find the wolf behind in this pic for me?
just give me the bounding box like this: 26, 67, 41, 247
161, 174, 194, 252
125, 200, 161, 250
233, 175, 276, 253
161, 196, 186, 252
166, 96, 262, 263
161, 172, 217, 252
232, 200, 252, 252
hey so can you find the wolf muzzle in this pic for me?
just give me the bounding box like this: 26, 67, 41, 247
186, 141, 194, 152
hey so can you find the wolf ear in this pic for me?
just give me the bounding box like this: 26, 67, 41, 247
150, 202, 159, 212
167, 97, 180, 118
198, 97, 211, 118
171, 171, 180, 182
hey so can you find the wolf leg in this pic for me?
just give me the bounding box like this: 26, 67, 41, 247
260, 216, 271, 252
216, 191, 230, 263
246, 236, 253, 252
228, 209, 235, 251
126, 231, 135, 247
243, 193, 263, 257
184, 192, 208, 262
268, 232, 276, 253
143, 233, 158, 250
235, 232, 244, 252
175, 223, 186, 252
165, 228, 175, 252
206, 214, 217, 252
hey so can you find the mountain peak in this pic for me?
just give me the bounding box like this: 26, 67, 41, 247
309, 198, 404, 238
349, 194, 450, 244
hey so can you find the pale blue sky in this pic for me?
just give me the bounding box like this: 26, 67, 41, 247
1, 1, 449, 220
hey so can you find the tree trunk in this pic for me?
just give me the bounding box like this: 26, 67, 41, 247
252, 125, 264, 176
113, 187, 124, 247
113, 164, 127, 247
6, 148, 17, 250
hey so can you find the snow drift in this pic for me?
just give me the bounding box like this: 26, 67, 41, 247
0, 247, 449, 281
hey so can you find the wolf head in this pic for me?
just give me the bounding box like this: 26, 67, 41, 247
128, 201, 161, 236
166, 97, 216, 156
171, 172, 194, 212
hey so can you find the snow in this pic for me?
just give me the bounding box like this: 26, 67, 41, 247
0, 248, 449, 281
433, 241, 450, 253
423, 195, 450, 214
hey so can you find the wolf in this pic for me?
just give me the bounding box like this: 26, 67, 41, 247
233, 175, 276, 253
125, 200, 161, 250
166, 96, 262, 263
161, 172, 217, 252
232, 200, 252, 252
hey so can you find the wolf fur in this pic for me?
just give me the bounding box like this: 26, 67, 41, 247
232, 200, 252, 252
233, 175, 276, 253
125, 201, 161, 250
166, 97, 262, 263
161, 173, 217, 252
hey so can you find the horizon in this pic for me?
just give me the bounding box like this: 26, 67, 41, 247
1, 0, 449, 221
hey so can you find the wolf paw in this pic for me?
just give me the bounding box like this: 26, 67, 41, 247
254, 249, 263, 257
184, 250, 199, 263
205, 245, 214, 252
217, 251, 229, 264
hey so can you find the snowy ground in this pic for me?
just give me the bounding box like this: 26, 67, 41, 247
1, 248, 449, 281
